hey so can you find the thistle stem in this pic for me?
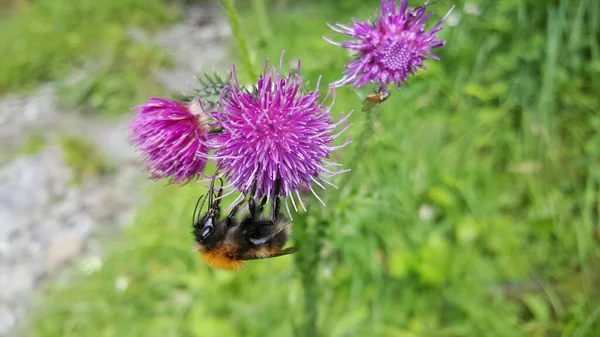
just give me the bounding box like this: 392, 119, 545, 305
219, 0, 257, 81
334, 108, 375, 192
295, 105, 378, 337
293, 215, 323, 337
251, 0, 271, 39
300, 252, 319, 337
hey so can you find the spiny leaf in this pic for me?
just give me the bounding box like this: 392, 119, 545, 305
180, 72, 230, 109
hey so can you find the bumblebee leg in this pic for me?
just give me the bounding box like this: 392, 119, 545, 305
256, 196, 267, 215
272, 196, 281, 220
248, 178, 265, 218
213, 186, 224, 208
228, 200, 244, 218
272, 178, 282, 220
248, 197, 257, 218
226, 197, 246, 226
208, 176, 224, 208
248, 196, 267, 218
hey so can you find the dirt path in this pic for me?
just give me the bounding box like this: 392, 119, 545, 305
0, 4, 230, 335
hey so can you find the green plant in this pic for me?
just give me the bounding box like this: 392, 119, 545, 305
25, 0, 600, 336
0, 0, 177, 116
60, 135, 115, 184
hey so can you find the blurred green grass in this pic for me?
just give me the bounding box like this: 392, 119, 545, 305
0, 0, 178, 116
20, 0, 600, 336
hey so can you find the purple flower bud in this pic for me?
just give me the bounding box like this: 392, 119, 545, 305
129, 98, 212, 184
325, 0, 454, 89
210, 52, 352, 210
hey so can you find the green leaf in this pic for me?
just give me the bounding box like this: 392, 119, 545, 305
427, 186, 457, 209
522, 294, 551, 322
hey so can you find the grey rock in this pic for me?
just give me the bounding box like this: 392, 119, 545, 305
0, 305, 16, 336
46, 231, 86, 271
153, 4, 230, 94
0, 266, 36, 300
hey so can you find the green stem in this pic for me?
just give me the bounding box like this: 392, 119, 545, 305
293, 215, 323, 337
301, 261, 319, 337
251, 0, 271, 39
293, 106, 378, 337
326, 106, 377, 206
219, 0, 257, 82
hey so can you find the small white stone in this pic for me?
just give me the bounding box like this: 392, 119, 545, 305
0, 306, 16, 335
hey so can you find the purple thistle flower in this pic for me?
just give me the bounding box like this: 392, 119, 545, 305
129, 97, 212, 184
210, 52, 352, 211
325, 0, 454, 89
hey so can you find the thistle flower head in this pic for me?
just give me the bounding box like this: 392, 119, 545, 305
325, 0, 454, 89
129, 97, 211, 184
210, 52, 352, 210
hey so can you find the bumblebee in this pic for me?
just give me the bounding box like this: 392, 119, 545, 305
362, 87, 391, 112
192, 177, 298, 270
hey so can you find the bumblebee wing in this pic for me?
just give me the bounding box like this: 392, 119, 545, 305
238, 247, 299, 261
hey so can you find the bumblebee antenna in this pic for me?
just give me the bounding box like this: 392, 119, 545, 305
193, 175, 222, 226
208, 176, 216, 207
192, 195, 206, 226
206, 175, 225, 211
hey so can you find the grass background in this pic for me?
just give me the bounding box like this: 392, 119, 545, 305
0, 0, 178, 116
3, 0, 599, 336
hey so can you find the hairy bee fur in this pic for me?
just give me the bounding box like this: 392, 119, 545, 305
192, 177, 298, 270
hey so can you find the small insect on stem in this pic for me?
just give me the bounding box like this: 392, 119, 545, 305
361, 86, 391, 112
409, 1, 437, 14
406, 1, 437, 26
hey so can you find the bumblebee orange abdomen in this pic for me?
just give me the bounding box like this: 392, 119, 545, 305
199, 245, 246, 270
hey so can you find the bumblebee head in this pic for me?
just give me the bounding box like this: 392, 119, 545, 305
192, 177, 227, 249
195, 206, 245, 270
195, 211, 219, 243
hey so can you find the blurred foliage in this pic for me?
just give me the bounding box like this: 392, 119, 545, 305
0, 0, 178, 115
19, 133, 47, 155
24, 0, 600, 336
56, 35, 174, 117
59, 135, 115, 185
